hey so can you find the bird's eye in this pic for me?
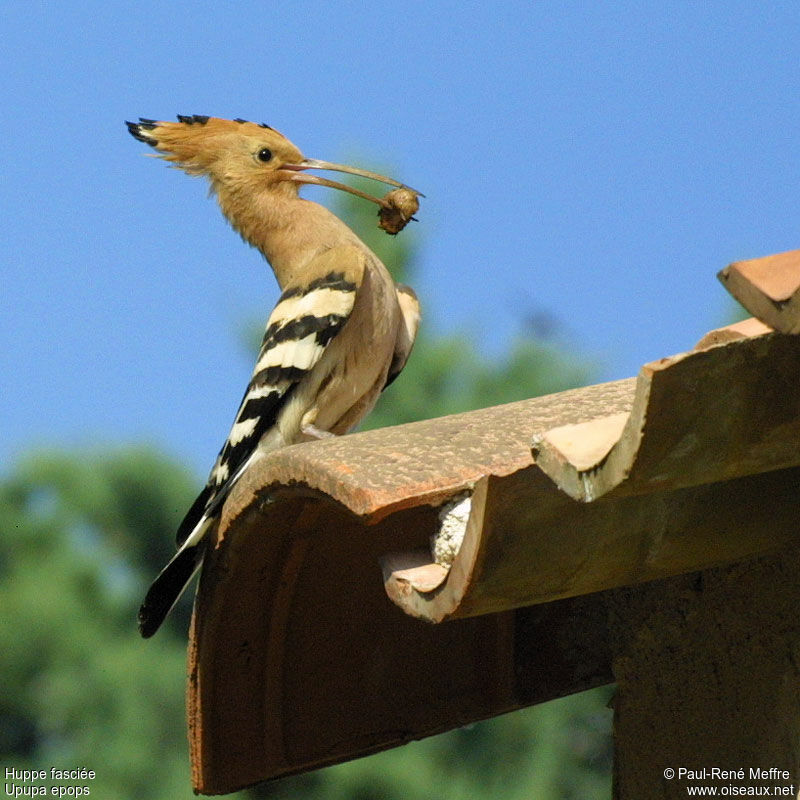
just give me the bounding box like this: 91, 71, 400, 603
257, 148, 273, 162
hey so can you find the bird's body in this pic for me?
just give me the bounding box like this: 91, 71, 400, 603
127, 116, 420, 637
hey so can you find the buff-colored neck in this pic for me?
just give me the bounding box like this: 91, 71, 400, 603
215, 182, 363, 289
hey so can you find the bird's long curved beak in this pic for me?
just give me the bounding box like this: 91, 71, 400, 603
297, 158, 421, 193
280, 158, 422, 207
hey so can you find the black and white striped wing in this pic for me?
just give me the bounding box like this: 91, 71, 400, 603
175, 254, 362, 546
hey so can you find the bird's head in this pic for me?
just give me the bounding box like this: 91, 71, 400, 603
126, 115, 415, 207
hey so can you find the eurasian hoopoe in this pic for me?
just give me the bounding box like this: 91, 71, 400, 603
127, 115, 421, 638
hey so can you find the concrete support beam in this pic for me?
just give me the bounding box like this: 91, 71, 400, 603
610, 543, 800, 799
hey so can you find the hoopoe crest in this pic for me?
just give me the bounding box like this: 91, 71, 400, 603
127, 115, 421, 637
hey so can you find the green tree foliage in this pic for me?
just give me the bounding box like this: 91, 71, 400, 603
1, 172, 611, 799
0, 449, 196, 797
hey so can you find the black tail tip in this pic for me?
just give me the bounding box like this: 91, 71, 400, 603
137, 605, 159, 638
136, 543, 203, 639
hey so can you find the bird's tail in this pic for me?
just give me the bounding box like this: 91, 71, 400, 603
137, 540, 205, 638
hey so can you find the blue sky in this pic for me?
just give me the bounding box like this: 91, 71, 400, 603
3, 1, 799, 477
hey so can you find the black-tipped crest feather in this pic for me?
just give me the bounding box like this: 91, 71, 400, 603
175, 114, 210, 125
125, 120, 156, 145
